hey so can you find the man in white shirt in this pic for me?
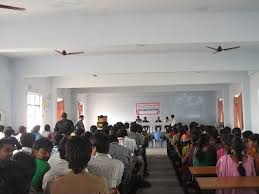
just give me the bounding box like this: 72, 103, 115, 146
15, 126, 27, 142
42, 136, 70, 191
88, 133, 124, 190
171, 114, 176, 126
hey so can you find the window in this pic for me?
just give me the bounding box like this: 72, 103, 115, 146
27, 92, 42, 131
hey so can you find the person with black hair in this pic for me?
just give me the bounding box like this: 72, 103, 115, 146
0, 159, 34, 194
4, 127, 22, 150
15, 125, 27, 142
118, 129, 137, 153
42, 124, 51, 139
90, 125, 98, 134
0, 138, 14, 160
54, 112, 74, 135
216, 136, 256, 194
88, 132, 124, 192
193, 134, 216, 166
74, 115, 85, 131
242, 130, 253, 150
31, 137, 53, 192
247, 134, 258, 158
217, 134, 233, 160
49, 136, 109, 194
109, 134, 134, 194
12, 151, 37, 194
128, 123, 144, 148
13, 133, 35, 155
42, 136, 70, 191
232, 127, 242, 137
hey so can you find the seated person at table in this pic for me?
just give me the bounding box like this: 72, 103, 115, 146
142, 117, 149, 123
88, 132, 124, 192
0, 138, 13, 160
155, 116, 162, 131
49, 136, 109, 194
31, 137, 53, 192
136, 116, 142, 123
193, 133, 216, 166
216, 136, 256, 194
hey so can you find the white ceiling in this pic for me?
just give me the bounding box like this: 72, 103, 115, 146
1, 42, 259, 57
1, 0, 259, 16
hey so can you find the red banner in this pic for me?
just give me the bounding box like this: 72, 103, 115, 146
136, 103, 160, 115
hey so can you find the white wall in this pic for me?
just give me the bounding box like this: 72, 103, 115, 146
81, 91, 217, 129
12, 77, 53, 131
250, 72, 259, 133
0, 57, 12, 125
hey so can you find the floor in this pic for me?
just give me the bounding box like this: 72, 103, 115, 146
137, 142, 184, 194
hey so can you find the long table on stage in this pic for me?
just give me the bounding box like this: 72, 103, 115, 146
136, 121, 171, 133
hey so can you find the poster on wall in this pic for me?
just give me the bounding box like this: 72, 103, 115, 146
136, 103, 160, 115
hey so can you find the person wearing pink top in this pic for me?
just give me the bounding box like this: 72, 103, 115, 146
216, 136, 256, 194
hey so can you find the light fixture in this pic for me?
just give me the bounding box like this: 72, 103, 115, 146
57, 98, 64, 102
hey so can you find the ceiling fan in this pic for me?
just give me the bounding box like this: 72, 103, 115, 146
206, 45, 240, 54
55, 50, 84, 56
0, 4, 26, 11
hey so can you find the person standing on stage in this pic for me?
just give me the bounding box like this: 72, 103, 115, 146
75, 115, 85, 131
170, 115, 176, 127
142, 117, 149, 123
54, 112, 74, 135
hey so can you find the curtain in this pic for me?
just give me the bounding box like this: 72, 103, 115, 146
57, 100, 64, 121
233, 93, 244, 129
217, 98, 224, 123
78, 101, 84, 117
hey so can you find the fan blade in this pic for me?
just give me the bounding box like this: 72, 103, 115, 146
67, 51, 84, 55
0, 4, 26, 11
223, 46, 240, 51
54, 50, 63, 55
206, 46, 218, 51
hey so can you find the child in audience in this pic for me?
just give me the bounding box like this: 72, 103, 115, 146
193, 133, 216, 166
232, 127, 242, 137
217, 133, 233, 161
242, 130, 253, 150
246, 134, 257, 158
49, 136, 109, 194
0, 138, 13, 160
216, 136, 256, 194
31, 137, 53, 192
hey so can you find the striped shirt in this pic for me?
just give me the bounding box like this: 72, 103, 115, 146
88, 153, 124, 188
